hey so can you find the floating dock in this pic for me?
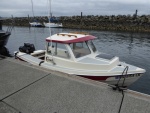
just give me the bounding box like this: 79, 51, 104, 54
0, 56, 150, 113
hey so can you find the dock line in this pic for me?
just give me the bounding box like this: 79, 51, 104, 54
118, 90, 125, 113
108, 85, 127, 113
39, 60, 44, 66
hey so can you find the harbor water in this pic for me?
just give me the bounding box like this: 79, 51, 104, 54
4, 26, 150, 95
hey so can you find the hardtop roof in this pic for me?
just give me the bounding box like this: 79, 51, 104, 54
46, 33, 96, 44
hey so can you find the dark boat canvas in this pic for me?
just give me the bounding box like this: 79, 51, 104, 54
0, 19, 11, 47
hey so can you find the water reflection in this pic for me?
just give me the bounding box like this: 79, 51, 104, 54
127, 33, 134, 54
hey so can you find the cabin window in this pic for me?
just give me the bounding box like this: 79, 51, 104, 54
70, 42, 91, 58
47, 42, 70, 59
88, 40, 97, 52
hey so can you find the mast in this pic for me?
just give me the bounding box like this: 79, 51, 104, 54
48, 0, 52, 37
31, 0, 35, 18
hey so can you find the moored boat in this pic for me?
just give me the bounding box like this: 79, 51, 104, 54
29, 20, 43, 27
44, 17, 63, 28
0, 19, 11, 47
15, 32, 146, 87
43, 22, 63, 28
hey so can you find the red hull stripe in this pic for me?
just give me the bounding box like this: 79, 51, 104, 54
78, 75, 112, 81
46, 35, 96, 44
78, 73, 142, 81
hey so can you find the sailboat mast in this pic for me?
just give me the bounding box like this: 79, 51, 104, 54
47, 0, 53, 54
48, 0, 52, 37
31, 0, 35, 18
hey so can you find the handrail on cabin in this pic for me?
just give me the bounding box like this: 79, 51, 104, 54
57, 33, 77, 38
70, 32, 89, 35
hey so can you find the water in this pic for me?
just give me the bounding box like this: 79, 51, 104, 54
4, 26, 150, 95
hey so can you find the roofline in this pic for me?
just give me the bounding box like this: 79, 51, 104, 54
46, 35, 96, 44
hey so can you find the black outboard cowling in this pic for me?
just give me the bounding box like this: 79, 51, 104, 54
19, 43, 35, 54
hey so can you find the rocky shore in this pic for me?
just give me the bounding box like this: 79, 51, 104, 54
3, 14, 150, 33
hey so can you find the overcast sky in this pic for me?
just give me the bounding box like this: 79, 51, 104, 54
0, 0, 150, 17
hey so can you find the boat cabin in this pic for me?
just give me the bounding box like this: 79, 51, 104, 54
45, 33, 97, 61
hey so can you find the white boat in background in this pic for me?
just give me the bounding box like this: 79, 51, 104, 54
44, 16, 63, 28
15, 32, 146, 87
43, 22, 63, 28
29, 21, 43, 27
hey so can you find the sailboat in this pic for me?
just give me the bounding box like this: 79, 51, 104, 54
29, 19, 43, 27
44, 16, 63, 28
29, 0, 43, 27
44, 0, 63, 28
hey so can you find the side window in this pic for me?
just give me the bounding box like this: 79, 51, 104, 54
47, 42, 70, 59
88, 40, 97, 52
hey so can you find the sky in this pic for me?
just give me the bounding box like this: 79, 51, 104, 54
0, 0, 150, 17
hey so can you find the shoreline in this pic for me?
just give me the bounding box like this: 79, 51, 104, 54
2, 15, 150, 33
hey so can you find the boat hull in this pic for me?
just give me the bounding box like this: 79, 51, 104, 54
44, 22, 63, 28
79, 73, 143, 86
0, 32, 11, 47
37, 62, 144, 86
16, 52, 145, 87
29, 23, 43, 27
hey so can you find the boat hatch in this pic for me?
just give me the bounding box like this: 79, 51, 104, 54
96, 53, 115, 60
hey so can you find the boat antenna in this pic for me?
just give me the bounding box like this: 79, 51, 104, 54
30, 0, 37, 48
47, 0, 55, 64
48, 0, 52, 47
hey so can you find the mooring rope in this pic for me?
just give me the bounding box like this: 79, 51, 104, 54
118, 90, 125, 113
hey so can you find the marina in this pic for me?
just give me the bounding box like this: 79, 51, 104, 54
1, 0, 150, 112
0, 0, 150, 113
4, 26, 150, 95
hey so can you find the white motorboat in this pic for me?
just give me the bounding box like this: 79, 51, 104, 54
15, 32, 146, 87
43, 22, 63, 28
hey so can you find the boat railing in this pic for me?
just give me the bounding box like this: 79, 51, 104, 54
108, 66, 129, 91
120, 66, 129, 87
57, 33, 77, 38
6, 26, 13, 33
70, 32, 89, 35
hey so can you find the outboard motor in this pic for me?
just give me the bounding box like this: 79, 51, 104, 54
19, 43, 35, 54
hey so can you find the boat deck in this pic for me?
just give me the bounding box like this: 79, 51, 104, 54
78, 57, 109, 64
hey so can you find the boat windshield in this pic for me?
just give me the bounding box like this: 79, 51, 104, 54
88, 40, 97, 52
69, 41, 91, 58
